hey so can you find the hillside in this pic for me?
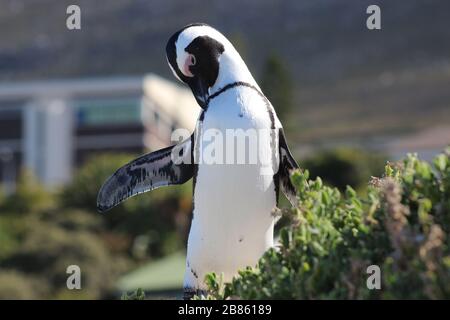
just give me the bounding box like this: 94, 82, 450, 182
1, 0, 449, 147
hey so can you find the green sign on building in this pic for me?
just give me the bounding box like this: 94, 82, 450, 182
76, 98, 141, 126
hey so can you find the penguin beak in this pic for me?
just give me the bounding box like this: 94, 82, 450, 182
189, 76, 209, 109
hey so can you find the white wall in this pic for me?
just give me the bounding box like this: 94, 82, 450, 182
23, 99, 74, 187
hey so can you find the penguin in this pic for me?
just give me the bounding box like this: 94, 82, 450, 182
97, 23, 299, 299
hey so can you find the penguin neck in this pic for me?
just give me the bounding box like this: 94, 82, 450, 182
209, 52, 259, 96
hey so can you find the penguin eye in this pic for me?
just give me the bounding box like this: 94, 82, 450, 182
190, 55, 196, 66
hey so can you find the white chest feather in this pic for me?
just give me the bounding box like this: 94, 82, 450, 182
184, 87, 279, 290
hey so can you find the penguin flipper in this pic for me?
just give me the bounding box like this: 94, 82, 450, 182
97, 135, 194, 213
278, 128, 299, 206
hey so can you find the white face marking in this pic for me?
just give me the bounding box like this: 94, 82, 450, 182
174, 25, 259, 93
176, 49, 191, 78
166, 56, 183, 83
174, 26, 233, 83
175, 25, 228, 74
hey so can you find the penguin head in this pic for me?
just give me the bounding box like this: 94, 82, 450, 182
166, 23, 255, 108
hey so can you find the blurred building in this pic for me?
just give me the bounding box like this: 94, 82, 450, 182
0, 74, 199, 191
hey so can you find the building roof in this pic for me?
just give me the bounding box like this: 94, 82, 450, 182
0, 75, 144, 100
116, 251, 185, 293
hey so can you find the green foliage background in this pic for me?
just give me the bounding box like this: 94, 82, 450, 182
0, 153, 192, 299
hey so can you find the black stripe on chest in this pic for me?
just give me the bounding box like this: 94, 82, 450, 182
192, 81, 279, 206
203, 81, 275, 129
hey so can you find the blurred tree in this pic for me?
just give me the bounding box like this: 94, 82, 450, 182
60, 153, 134, 212
229, 33, 248, 62
1, 209, 129, 299
301, 148, 386, 192
0, 153, 194, 299
260, 54, 294, 121
0, 186, 5, 207
0, 169, 53, 214
0, 271, 49, 299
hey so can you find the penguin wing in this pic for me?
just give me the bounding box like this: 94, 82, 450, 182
278, 128, 299, 206
97, 135, 194, 213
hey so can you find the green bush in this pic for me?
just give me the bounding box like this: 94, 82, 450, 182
0, 170, 54, 214
0, 270, 49, 300
121, 288, 146, 300
0, 208, 129, 299
0, 170, 54, 262
205, 149, 450, 299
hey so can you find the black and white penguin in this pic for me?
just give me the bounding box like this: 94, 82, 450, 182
97, 23, 299, 299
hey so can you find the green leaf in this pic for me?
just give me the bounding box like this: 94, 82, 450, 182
385, 164, 394, 177
433, 154, 448, 172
